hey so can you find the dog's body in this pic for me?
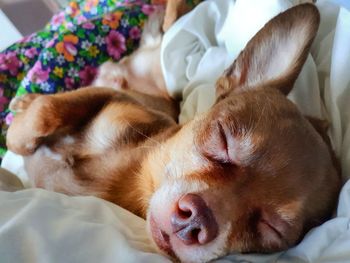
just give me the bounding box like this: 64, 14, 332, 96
92, 8, 171, 102
6, 4, 341, 263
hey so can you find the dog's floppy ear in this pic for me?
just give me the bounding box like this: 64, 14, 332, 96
216, 4, 320, 99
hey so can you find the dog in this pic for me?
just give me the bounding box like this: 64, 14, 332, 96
92, 8, 173, 105
6, 4, 341, 263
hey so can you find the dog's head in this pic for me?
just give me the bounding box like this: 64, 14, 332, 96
141, 4, 341, 262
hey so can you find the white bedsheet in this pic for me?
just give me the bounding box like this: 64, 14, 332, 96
1, 0, 350, 262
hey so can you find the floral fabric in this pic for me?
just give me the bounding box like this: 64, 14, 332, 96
0, 0, 202, 158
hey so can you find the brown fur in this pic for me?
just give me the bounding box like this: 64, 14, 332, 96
162, 0, 195, 31
6, 4, 341, 262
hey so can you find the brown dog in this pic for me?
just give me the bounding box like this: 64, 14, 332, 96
6, 4, 340, 263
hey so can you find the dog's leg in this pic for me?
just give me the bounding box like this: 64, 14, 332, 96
93, 60, 127, 90
163, 0, 196, 31
7, 87, 116, 155
9, 93, 41, 113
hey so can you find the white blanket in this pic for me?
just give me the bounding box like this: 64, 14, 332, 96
1, 0, 350, 262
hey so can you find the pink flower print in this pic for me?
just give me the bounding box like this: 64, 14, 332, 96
64, 77, 75, 90
66, 22, 76, 30
0, 54, 6, 70
142, 4, 156, 15
51, 12, 65, 29
0, 53, 5, 63
0, 52, 22, 76
79, 66, 97, 86
19, 34, 33, 44
82, 22, 95, 30
129, 27, 141, 40
24, 47, 38, 59
0, 98, 7, 108
77, 15, 88, 24
5, 112, 13, 125
55, 35, 79, 62
27, 61, 50, 84
106, 31, 126, 60
0, 89, 9, 112
46, 38, 56, 48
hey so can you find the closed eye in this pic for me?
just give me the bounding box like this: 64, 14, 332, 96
217, 121, 229, 162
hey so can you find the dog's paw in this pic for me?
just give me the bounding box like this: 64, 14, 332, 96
93, 61, 127, 90
9, 93, 41, 113
6, 131, 40, 155
6, 96, 59, 155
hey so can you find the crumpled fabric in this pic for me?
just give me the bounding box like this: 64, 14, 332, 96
1, 0, 350, 262
0, 189, 170, 263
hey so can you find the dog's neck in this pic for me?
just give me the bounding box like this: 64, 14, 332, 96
99, 123, 181, 219
90, 91, 180, 219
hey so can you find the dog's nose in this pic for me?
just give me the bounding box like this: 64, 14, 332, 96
171, 194, 218, 245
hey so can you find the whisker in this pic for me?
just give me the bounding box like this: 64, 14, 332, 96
125, 120, 171, 179
124, 120, 163, 147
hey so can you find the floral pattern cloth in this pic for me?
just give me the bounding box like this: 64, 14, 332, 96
0, 0, 202, 158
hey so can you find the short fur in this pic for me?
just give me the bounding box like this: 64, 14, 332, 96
7, 4, 341, 263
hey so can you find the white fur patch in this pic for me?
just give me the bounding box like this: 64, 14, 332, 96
93, 61, 126, 89
131, 51, 157, 76
178, 223, 232, 263
62, 136, 75, 145
37, 146, 63, 161
25, 142, 35, 151
87, 114, 122, 151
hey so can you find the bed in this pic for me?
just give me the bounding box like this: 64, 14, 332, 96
1, 0, 350, 262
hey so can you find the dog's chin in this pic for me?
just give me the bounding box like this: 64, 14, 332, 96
148, 214, 203, 262
148, 211, 232, 263
146, 181, 232, 263
149, 215, 178, 259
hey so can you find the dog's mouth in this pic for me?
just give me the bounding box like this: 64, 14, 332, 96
150, 215, 177, 258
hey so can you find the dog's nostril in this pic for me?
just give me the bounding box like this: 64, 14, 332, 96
171, 194, 219, 245
177, 207, 192, 219
191, 228, 200, 240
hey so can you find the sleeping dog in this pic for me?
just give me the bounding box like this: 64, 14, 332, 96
6, 4, 341, 263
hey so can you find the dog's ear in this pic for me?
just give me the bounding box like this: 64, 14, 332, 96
216, 4, 320, 99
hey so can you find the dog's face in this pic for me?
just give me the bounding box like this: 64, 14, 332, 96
146, 88, 339, 262
141, 4, 341, 262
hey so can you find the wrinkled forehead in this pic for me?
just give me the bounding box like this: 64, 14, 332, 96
194, 90, 327, 173
213, 88, 301, 123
